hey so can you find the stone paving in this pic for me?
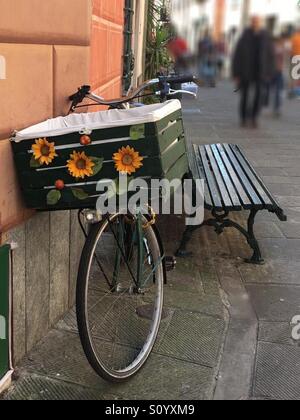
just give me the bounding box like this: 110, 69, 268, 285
182, 83, 300, 400
3, 82, 300, 400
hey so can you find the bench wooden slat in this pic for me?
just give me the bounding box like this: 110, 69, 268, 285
192, 145, 213, 208
230, 145, 274, 209
234, 145, 283, 210
179, 142, 287, 263
215, 144, 252, 209
190, 143, 285, 218
210, 144, 242, 209
198, 146, 223, 210
222, 144, 263, 209
204, 145, 237, 209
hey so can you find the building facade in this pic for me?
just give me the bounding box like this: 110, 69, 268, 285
0, 0, 147, 390
171, 0, 209, 52
221, 0, 300, 38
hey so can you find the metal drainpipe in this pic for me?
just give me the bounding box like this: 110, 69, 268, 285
123, 0, 135, 93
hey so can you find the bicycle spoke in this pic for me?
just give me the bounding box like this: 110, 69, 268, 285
108, 217, 139, 287
92, 252, 112, 289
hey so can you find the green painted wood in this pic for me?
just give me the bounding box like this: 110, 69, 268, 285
192, 144, 213, 209
155, 110, 183, 133
161, 136, 187, 173
23, 189, 98, 210
198, 145, 223, 211
12, 125, 138, 153
0, 245, 10, 380
12, 110, 183, 153
15, 144, 147, 170
190, 143, 286, 216
12, 108, 187, 210
210, 144, 242, 210
223, 144, 263, 209
22, 153, 189, 211
164, 154, 189, 183
232, 145, 277, 210
14, 140, 157, 169
19, 157, 165, 190
21, 141, 188, 191
13, 120, 184, 171
158, 120, 185, 153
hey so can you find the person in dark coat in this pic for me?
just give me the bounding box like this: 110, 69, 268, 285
232, 16, 275, 128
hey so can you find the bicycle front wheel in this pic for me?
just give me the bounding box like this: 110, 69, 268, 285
76, 213, 164, 382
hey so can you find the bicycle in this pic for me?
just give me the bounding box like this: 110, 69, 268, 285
70, 75, 199, 382
12, 74, 198, 383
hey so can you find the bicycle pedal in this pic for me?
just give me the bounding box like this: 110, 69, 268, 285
165, 256, 177, 272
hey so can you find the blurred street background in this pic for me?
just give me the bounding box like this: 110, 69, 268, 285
168, 0, 300, 122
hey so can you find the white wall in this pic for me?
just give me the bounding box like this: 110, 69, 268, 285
171, 0, 209, 52
170, 0, 300, 53
250, 0, 299, 24
224, 0, 244, 33
223, 0, 300, 35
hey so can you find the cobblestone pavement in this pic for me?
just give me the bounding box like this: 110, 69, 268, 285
3, 82, 300, 400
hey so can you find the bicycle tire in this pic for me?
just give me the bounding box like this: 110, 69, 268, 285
76, 213, 164, 382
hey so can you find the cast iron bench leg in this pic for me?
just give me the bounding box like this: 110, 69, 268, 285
176, 209, 264, 265
176, 225, 200, 258
245, 209, 264, 265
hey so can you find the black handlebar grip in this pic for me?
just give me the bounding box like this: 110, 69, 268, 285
69, 85, 91, 101
166, 75, 195, 84
69, 92, 78, 101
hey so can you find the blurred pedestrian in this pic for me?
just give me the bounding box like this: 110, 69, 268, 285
271, 36, 285, 117
167, 33, 190, 100
216, 34, 227, 79
167, 34, 189, 75
198, 31, 217, 87
232, 16, 275, 128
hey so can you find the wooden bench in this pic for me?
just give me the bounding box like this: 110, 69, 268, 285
176, 143, 287, 264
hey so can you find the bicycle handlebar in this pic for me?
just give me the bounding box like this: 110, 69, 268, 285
68, 74, 199, 113
160, 75, 196, 85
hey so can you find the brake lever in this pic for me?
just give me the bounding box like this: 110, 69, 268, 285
155, 90, 197, 99
169, 89, 197, 98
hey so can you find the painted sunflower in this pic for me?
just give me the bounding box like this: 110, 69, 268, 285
67, 151, 95, 179
32, 138, 57, 165
113, 146, 144, 175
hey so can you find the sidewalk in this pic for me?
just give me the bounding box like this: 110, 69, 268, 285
3, 82, 300, 400
2, 234, 227, 400
182, 83, 300, 400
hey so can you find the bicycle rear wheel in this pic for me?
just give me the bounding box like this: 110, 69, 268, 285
76, 212, 164, 382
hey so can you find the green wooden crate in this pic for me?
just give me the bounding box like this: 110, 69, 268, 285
0, 245, 11, 381
11, 101, 189, 211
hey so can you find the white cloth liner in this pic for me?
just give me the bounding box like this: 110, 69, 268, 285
12, 100, 182, 143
